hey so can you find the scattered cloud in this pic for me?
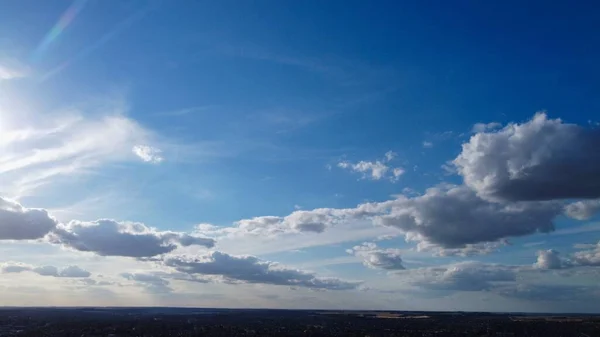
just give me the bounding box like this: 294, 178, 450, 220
132, 145, 164, 163
565, 199, 600, 220
337, 151, 404, 182
1, 262, 90, 278
196, 199, 394, 242
455, 113, 600, 202
384, 151, 397, 161
0, 197, 58, 240
534, 249, 572, 270
163, 251, 361, 290
337, 161, 389, 180
48, 219, 214, 257
471, 122, 501, 133
347, 242, 404, 270
572, 241, 600, 266
422, 141, 433, 148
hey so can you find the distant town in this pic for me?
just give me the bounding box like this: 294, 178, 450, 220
1, 307, 598, 336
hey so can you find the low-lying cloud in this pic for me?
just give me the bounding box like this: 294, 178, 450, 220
48, 219, 215, 257
163, 251, 361, 290
347, 242, 405, 270
0, 197, 58, 240
1, 262, 90, 278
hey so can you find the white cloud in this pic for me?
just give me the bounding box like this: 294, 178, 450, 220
384, 151, 397, 161
455, 113, 600, 202
392, 168, 405, 180
347, 242, 405, 270
338, 160, 389, 180
565, 199, 600, 220
534, 249, 572, 270
48, 219, 214, 257
471, 122, 501, 133
132, 145, 164, 163
422, 141, 433, 148
1, 262, 90, 278
163, 251, 361, 290
572, 241, 600, 266
528, 245, 600, 269
337, 151, 404, 182
196, 201, 393, 241
0, 197, 57, 240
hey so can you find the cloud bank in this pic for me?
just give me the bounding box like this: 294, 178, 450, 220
163, 251, 361, 290
2, 262, 90, 278
48, 219, 214, 257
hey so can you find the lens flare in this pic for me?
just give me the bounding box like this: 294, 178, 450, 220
30, 0, 88, 63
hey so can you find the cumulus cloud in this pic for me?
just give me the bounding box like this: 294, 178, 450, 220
565, 199, 600, 220
534, 249, 572, 270
132, 145, 164, 163
121, 272, 172, 293
376, 185, 560, 249
338, 160, 389, 180
337, 151, 404, 182
347, 242, 404, 270
527, 245, 600, 269
59, 265, 92, 277
0, 197, 57, 240
1, 262, 90, 278
455, 113, 600, 202
572, 241, 600, 266
163, 251, 361, 290
48, 219, 214, 257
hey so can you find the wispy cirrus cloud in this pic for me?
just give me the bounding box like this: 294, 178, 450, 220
0, 100, 153, 198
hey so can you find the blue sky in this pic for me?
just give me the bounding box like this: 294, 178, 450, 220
1, 0, 600, 311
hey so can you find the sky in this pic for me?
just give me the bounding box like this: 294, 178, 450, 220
1, 0, 600, 312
